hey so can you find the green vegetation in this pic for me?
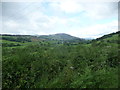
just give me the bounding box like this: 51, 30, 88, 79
2, 32, 119, 88
38, 33, 88, 43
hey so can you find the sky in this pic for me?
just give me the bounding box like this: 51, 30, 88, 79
1, 0, 118, 38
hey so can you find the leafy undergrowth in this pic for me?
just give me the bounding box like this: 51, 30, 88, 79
2, 32, 119, 88
2, 41, 118, 88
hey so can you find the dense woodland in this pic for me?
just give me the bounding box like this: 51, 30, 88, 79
1, 31, 119, 88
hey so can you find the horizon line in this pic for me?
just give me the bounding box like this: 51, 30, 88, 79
0, 31, 118, 39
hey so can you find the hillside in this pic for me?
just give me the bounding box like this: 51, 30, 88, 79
38, 33, 81, 40
1, 33, 89, 48
0, 35, 43, 48
37, 33, 87, 43
2, 32, 119, 88
92, 31, 119, 43
1, 31, 119, 47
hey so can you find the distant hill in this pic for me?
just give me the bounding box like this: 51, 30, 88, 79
1, 33, 89, 44
38, 33, 81, 40
1, 34, 41, 43
1, 31, 119, 44
37, 33, 87, 43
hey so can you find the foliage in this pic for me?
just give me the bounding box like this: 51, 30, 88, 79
2, 32, 119, 88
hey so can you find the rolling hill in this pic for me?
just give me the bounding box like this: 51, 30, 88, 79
37, 33, 87, 43
1, 31, 119, 43
92, 31, 119, 44
1, 33, 88, 44
38, 33, 81, 40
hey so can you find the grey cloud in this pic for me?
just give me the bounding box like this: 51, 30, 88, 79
2, 2, 43, 22
1, 2, 118, 38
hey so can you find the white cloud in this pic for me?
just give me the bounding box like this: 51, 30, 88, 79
83, 3, 118, 20
67, 20, 118, 38
2, 1, 118, 38
3, 20, 19, 28
49, 0, 84, 14
27, 12, 68, 33
49, 1, 117, 20
50, 0, 84, 13
2, 10, 69, 35
1, 0, 120, 2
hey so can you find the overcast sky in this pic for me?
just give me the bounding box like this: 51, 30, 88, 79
1, 0, 118, 38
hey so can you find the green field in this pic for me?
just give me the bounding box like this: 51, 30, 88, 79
2, 32, 119, 88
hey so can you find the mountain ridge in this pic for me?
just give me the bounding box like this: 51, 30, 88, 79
1, 31, 119, 43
